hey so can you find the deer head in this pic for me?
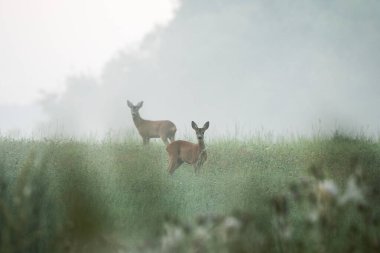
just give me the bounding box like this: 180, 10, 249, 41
191, 121, 209, 140
166, 121, 210, 174
127, 100, 143, 118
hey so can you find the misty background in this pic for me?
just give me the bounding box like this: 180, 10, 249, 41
1, 0, 380, 138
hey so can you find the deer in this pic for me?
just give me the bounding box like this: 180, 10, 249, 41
127, 100, 177, 145
166, 121, 209, 175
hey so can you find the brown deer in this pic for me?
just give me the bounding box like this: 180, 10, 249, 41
127, 100, 176, 145
166, 121, 209, 174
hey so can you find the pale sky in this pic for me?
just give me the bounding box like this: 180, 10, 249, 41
0, 0, 178, 105
1, 0, 379, 137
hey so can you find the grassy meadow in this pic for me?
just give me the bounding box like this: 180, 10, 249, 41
0, 131, 379, 252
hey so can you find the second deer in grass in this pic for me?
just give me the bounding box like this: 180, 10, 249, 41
127, 100, 177, 145
166, 121, 209, 174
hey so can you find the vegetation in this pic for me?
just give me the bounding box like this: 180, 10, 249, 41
0, 131, 379, 252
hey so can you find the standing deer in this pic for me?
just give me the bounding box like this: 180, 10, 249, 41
166, 121, 209, 175
127, 100, 177, 145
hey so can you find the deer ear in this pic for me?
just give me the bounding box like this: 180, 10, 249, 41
203, 121, 210, 130
137, 101, 144, 108
191, 121, 198, 130
127, 100, 133, 108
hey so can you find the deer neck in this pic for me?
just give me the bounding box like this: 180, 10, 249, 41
197, 139, 206, 152
132, 113, 145, 127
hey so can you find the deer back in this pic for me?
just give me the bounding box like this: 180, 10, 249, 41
136, 119, 176, 138
166, 140, 203, 165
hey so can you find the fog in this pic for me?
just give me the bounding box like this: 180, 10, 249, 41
4, 0, 380, 138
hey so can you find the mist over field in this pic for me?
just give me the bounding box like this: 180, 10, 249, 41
2, 0, 380, 138
2, 2, 380, 252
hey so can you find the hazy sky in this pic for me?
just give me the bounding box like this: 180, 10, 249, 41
1, 0, 380, 138
0, 0, 178, 105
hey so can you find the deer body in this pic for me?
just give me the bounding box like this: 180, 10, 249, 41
127, 100, 176, 145
166, 121, 209, 174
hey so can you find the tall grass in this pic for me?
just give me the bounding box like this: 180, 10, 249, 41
0, 132, 379, 252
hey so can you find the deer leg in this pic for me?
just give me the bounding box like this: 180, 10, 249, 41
171, 160, 183, 175
161, 136, 169, 146
193, 164, 201, 174
168, 157, 183, 175
168, 155, 176, 173
143, 137, 150, 145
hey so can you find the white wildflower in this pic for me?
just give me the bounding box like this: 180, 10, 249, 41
317, 179, 338, 206
161, 224, 184, 251
339, 176, 365, 205
318, 179, 338, 198
220, 216, 241, 241
193, 226, 210, 241
223, 216, 241, 231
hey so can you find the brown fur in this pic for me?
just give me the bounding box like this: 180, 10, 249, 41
166, 121, 209, 174
133, 117, 176, 145
127, 100, 176, 145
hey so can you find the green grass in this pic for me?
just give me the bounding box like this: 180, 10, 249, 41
0, 132, 379, 252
